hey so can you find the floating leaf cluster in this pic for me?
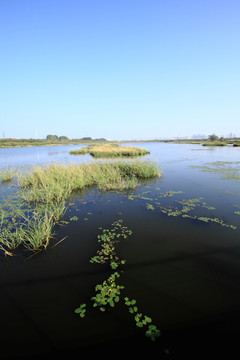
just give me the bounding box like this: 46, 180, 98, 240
126, 188, 237, 230
75, 220, 161, 342
124, 297, 160, 341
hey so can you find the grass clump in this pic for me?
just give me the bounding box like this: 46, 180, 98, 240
18, 161, 160, 194
202, 142, 227, 147
70, 143, 150, 157
0, 169, 15, 182
0, 161, 160, 254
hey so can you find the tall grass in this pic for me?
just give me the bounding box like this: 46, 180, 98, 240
70, 144, 150, 157
202, 142, 227, 147
18, 160, 160, 194
0, 169, 15, 182
0, 160, 160, 254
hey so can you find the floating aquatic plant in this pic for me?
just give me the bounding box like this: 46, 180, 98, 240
124, 296, 160, 339
91, 272, 123, 312
190, 161, 240, 183
156, 196, 237, 230
89, 220, 131, 268
74, 303, 87, 318
146, 203, 155, 210
75, 220, 161, 342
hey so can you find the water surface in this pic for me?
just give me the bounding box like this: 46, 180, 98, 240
0, 143, 240, 358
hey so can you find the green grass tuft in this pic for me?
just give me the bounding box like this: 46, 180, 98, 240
0, 160, 160, 254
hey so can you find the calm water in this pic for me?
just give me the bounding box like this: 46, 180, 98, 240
1, 143, 240, 359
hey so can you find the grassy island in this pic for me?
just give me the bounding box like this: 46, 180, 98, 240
202, 142, 227, 147
70, 143, 150, 157
0, 160, 160, 255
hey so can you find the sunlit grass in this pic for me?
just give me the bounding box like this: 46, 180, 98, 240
202, 142, 227, 147
0, 169, 15, 182
18, 160, 160, 195
70, 143, 150, 157
0, 160, 161, 254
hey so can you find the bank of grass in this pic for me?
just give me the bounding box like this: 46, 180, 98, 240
202, 142, 227, 147
69, 144, 150, 157
0, 160, 160, 255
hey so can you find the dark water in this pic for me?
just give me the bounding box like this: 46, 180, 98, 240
1, 143, 240, 359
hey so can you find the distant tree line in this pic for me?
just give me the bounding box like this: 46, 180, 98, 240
46, 135, 107, 142
46, 135, 69, 141
208, 134, 225, 142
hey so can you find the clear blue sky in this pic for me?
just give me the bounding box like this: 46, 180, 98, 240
0, 0, 239, 140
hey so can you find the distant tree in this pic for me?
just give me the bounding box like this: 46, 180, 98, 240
208, 134, 219, 142
59, 136, 69, 141
219, 137, 225, 142
81, 137, 92, 141
46, 135, 58, 141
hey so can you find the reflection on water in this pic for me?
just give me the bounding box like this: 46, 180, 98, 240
0, 143, 240, 358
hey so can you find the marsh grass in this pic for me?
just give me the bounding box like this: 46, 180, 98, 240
70, 144, 150, 157
0, 160, 160, 254
0, 169, 15, 182
22, 211, 54, 250
18, 161, 160, 194
202, 142, 227, 147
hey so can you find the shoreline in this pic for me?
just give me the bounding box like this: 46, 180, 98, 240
1, 137, 240, 149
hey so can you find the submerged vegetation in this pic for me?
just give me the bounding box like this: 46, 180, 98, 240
0, 160, 160, 255
126, 189, 238, 230
190, 161, 240, 183
75, 220, 161, 342
69, 143, 150, 157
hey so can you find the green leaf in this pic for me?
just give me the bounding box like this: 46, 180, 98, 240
145, 316, 152, 323
135, 313, 142, 322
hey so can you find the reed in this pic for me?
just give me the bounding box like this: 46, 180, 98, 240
18, 160, 160, 195
70, 144, 150, 157
202, 142, 227, 147
0, 169, 15, 182
1, 160, 160, 254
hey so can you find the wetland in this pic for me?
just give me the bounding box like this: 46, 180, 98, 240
1, 142, 240, 358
